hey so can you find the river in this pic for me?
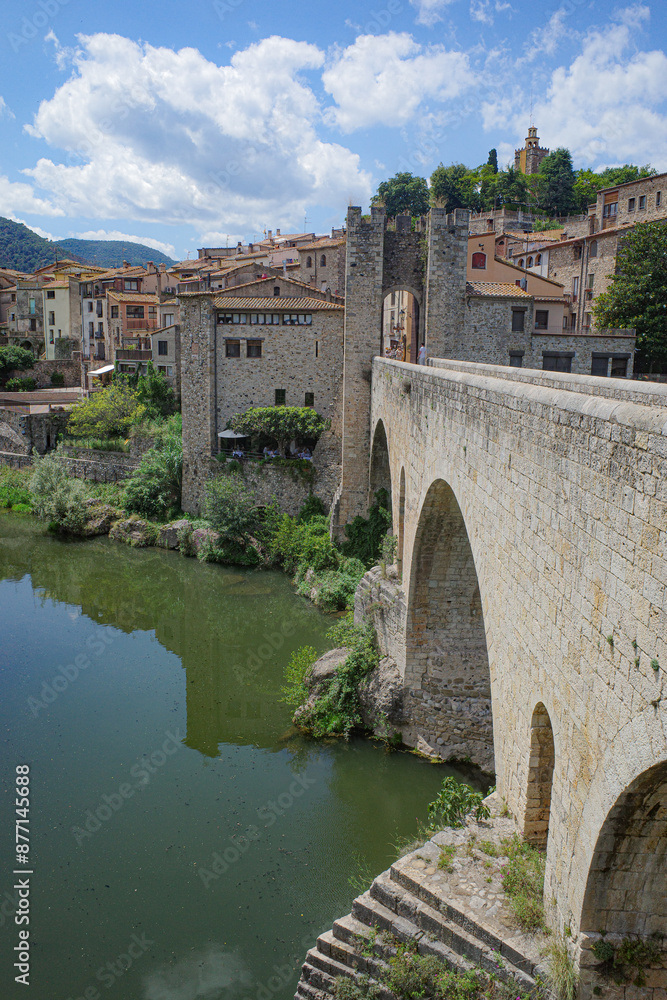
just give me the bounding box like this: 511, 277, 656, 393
0, 514, 486, 1000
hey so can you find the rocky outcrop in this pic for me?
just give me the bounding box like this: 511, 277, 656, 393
293, 647, 350, 726
358, 654, 404, 730
83, 502, 123, 537
157, 519, 191, 549
109, 517, 158, 547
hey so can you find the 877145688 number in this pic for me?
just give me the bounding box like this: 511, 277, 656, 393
15, 765, 30, 864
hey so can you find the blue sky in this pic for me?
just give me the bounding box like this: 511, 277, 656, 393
1, 0, 666, 260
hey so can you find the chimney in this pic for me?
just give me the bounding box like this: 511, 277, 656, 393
267, 230, 272, 239
122, 260, 129, 267
159, 263, 166, 272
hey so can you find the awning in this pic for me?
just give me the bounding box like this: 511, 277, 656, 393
217, 429, 249, 439
89, 364, 115, 376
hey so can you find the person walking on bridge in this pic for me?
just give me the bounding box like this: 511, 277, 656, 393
417, 343, 426, 365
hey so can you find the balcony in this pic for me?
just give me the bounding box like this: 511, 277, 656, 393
116, 349, 153, 361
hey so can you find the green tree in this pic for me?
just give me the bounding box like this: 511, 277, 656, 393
538, 148, 576, 215
430, 163, 480, 212
372, 172, 429, 218
230, 406, 328, 456
593, 221, 667, 372
67, 383, 145, 439
573, 164, 656, 213
203, 475, 258, 540
0, 345, 34, 382
487, 148, 498, 174
136, 361, 176, 418
495, 166, 529, 210
30, 452, 89, 534
124, 436, 183, 520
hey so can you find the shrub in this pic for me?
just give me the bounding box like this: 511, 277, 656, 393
230, 405, 328, 455
280, 645, 318, 706
30, 453, 89, 534
427, 776, 490, 829
124, 437, 182, 520
67, 383, 145, 439
296, 494, 326, 523
0, 467, 32, 509
499, 834, 546, 932
50, 370, 65, 387
135, 362, 176, 418
270, 513, 337, 574
5, 376, 37, 392
342, 489, 392, 566
0, 346, 34, 380
203, 474, 258, 540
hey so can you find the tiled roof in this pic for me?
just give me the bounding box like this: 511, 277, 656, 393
298, 236, 347, 251
42, 280, 70, 289
211, 295, 343, 311
466, 281, 532, 298
108, 291, 159, 302
504, 230, 564, 241
214, 275, 341, 299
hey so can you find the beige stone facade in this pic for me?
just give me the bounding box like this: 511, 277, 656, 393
594, 171, 667, 231
366, 357, 667, 994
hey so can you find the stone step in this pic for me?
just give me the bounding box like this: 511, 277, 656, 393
370, 872, 537, 993
317, 928, 387, 980
389, 861, 541, 980
295, 977, 331, 1000
305, 946, 357, 984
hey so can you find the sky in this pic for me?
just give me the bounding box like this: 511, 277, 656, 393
1, 0, 666, 260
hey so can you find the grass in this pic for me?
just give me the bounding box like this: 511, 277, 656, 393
545, 939, 578, 1000
499, 834, 547, 932
63, 435, 131, 453
0, 467, 32, 509
479, 839, 499, 857
438, 845, 456, 872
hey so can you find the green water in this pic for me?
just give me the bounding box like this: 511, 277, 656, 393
0, 514, 486, 1000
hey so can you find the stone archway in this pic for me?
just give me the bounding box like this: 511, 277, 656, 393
524, 703, 555, 850
381, 285, 422, 363
0, 421, 28, 454
369, 419, 392, 511
579, 762, 667, 998
403, 478, 493, 771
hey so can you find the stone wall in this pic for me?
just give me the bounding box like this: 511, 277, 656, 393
210, 457, 341, 518
369, 357, 667, 993
4, 359, 81, 389
462, 295, 534, 366
594, 175, 667, 230
0, 406, 69, 454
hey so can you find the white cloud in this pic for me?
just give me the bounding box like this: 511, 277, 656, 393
483, 8, 667, 169
25, 223, 56, 240
521, 10, 571, 63
322, 33, 474, 132
20, 33, 372, 232
70, 229, 176, 258
470, 1, 493, 25
409, 0, 458, 27
0, 97, 15, 119
0, 175, 63, 217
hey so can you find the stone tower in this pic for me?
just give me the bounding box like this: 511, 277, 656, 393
514, 126, 549, 175
333, 205, 469, 532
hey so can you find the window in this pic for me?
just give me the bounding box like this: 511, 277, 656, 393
166, 366, 174, 377
511, 309, 525, 332
248, 312, 280, 325
509, 351, 523, 368
29, 298, 35, 315
657, 191, 662, 207
283, 313, 312, 325
126, 306, 145, 319
217, 312, 247, 325
572, 276, 579, 298
543, 352, 573, 373
246, 340, 262, 358
225, 339, 241, 358
275, 389, 286, 406
48, 311, 55, 325
518, 258, 525, 268
148, 306, 157, 317
111, 305, 119, 318
320, 255, 326, 267
10, 294, 15, 302
527, 256, 534, 267
88, 322, 94, 335
315, 341, 319, 358
574, 245, 582, 260
88, 300, 93, 311
587, 273, 594, 288
305, 256, 312, 268
163, 313, 174, 326
535, 253, 542, 265
98, 322, 103, 334
305, 392, 314, 407
590, 240, 598, 258
49, 330, 54, 343
602, 201, 617, 217
535, 309, 549, 330
273, 286, 280, 296
124, 279, 138, 291
583, 312, 592, 329
639, 195, 646, 210
96, 301, 103, 317
471, 252, 486, 269
628, 198, 636, 212
563, 316, 568, 330
29, 318, 37, 332
158, 340, 168, 356
591, 355, 609, 377
611, 356, 629, 378
46, 290, 55, 299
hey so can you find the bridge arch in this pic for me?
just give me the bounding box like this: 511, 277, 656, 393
403, 478, 493, 770
369, 418, 392, 512
579, 761, 667, 993
524, 702, 555, 851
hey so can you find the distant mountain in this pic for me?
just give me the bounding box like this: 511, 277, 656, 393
0, 217, 176, 273
55, 238, 176, 268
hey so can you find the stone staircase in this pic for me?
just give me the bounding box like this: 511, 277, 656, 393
296, 830, 547, 1000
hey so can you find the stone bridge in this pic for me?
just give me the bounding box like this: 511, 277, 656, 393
356, 355, 667, 992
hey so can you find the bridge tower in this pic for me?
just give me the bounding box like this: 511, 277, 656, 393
334, 205, 469, 531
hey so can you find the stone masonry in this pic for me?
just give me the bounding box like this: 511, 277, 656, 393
364, 357, 667, 996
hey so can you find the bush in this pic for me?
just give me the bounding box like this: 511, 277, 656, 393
280, 646, 318, 706
270, 513, 338, 574
50, 371, 65, 387
0, 467, 33, 509
203, 474, 258, 541
67, 383, 145, 439
296, 494, 326, 523
5, 377, 37, 392
0, 346, 34, 380
124, 437, 183, 520
30, 453, 89, 534
342, 489, 392, 566
427, 776, 490, 829
135, 362, 176, 418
